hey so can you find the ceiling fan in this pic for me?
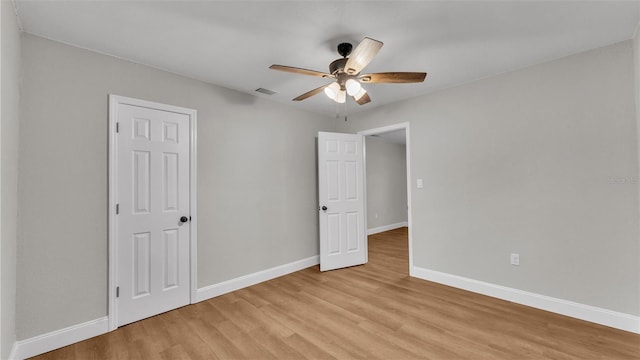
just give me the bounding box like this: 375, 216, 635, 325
270, 37, 427, 105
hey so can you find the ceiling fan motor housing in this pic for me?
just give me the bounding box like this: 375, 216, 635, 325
329, 58, 348, 75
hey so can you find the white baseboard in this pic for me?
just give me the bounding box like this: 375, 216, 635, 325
9, 343, 18, 360
11, 317, 109, 360
367, 221, 408, 235
195, 255, 319, 303
411, 266, 640, 334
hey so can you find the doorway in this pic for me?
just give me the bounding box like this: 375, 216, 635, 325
359, 123, 413, 274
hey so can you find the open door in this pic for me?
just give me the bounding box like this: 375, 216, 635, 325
318, 132, 367, 271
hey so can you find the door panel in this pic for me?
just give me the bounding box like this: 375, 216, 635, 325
117, 103, 191, 326
163, 152, 179, 212
163, 228, 179, 289
318, 132, 367, 271
346, 212, 359, 251
133, 232, 151, 297
133, 151, 151, 213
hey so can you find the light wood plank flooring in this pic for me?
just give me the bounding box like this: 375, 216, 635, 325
32, 227, 640, 359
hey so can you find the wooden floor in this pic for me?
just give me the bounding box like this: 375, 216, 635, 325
32, 227, 640, 359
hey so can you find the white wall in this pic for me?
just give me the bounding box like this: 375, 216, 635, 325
1, 1, 21, 358
365, 136, 407, 230
17, 34, 333, 340
338, 41, 640, 316
634, 16, 640, 322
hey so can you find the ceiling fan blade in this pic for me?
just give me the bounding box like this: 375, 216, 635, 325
354, 92, 371, 105
359, 72, 427, 84
344, 37, 383, 75
292, 83, 332, 101
270, 65, 333, 78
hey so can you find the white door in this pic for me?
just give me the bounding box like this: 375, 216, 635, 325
318, 132, 367, 271
116, 102, 191, 326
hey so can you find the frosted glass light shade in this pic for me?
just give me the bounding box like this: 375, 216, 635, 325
353, 88, 367, 101
335, 90, 346, 103
345, 79, 362, 96
324, 82, 340, 100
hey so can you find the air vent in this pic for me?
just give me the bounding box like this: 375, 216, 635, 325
255, 88, 277, 95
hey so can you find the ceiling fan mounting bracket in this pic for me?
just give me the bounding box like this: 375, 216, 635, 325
337, 42, 353, 57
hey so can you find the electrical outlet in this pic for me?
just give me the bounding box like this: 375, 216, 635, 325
417, 179, 424, 188
510, 253, 520, 266
375, 212, 378, 219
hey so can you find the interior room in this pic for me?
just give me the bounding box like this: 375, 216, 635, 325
365, 130, 408, 236
2, 1, 640, 359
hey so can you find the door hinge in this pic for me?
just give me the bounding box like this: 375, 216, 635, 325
116, 286, 119, 298
116, 122, 119, 133
116, 204, 119, 215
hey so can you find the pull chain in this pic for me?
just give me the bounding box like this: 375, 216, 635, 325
344, 97, 348, 122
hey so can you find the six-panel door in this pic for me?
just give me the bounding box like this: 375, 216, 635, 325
117, 104, 190, 326
318, 132, 367, 271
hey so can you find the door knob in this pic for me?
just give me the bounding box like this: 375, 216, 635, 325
180, 216, 189, 223
321, 206, 327, 211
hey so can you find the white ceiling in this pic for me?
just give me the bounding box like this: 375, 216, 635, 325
13, 1, 640, 117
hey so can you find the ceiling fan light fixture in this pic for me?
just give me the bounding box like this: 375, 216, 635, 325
335, 90, 346, 103
324, 82, 340, 100
345, 79, 362, 96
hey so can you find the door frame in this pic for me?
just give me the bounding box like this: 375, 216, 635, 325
108, 95, 198, 331
358, 122, 414, 274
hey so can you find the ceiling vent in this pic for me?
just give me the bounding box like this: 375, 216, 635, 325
255, 88, 277, 95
